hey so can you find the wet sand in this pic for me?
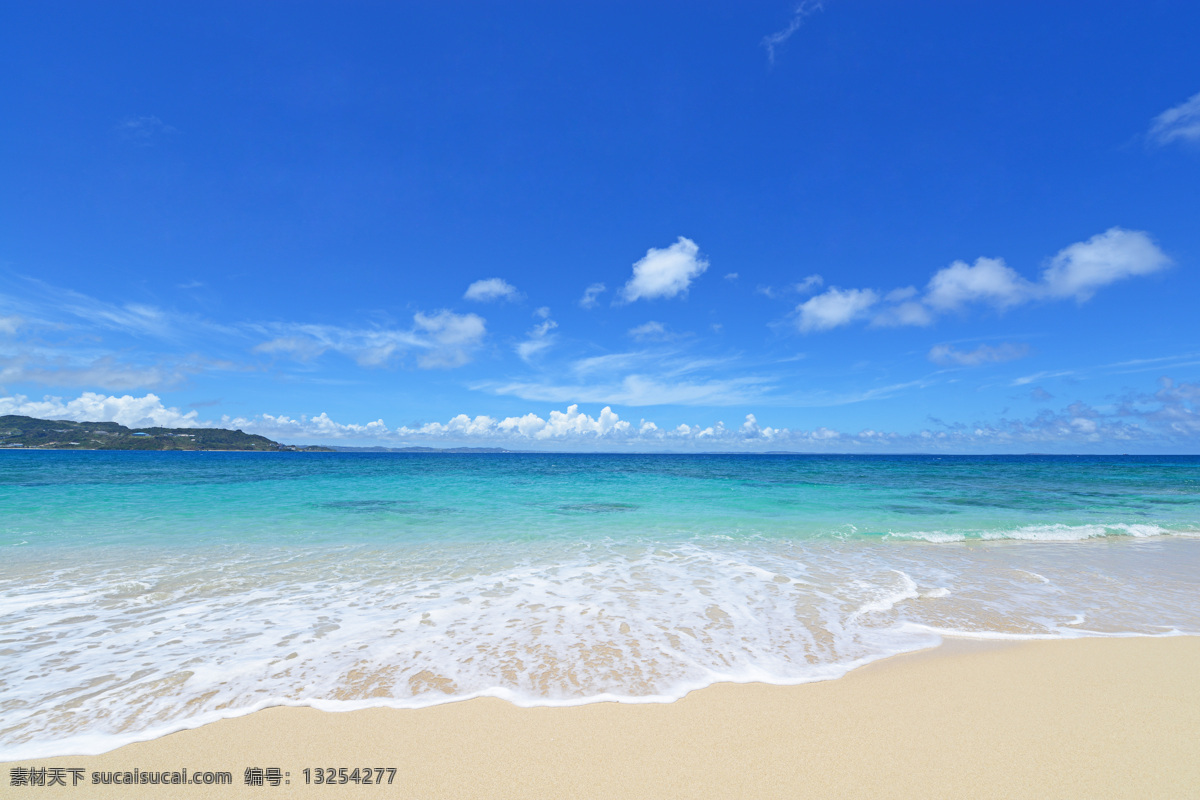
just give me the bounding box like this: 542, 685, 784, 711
6, 636, 1198, 799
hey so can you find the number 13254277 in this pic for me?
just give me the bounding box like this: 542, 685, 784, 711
303, 767, 397, 785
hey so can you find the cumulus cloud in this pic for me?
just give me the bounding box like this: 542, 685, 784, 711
223, 412, 389, 441
476, 374, 774, 407
1148, 91, 1200, 146
793, 228, 1171, 333
464, 278, 520, 303
9, 381, 1200, 451
1040, 228, 1172, 301
619, 237, 708, 303
924, 257, 1030, 311
928, 342, 1030, 367
0, 392, 200, 428
405, 404, 632, 441
871, 287, 934, 327
795, 287, 878, 332
1141, 377, 1200, 436
579, 283, 606, 309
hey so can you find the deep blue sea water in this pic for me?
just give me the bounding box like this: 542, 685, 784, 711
2, 452, 1198, 758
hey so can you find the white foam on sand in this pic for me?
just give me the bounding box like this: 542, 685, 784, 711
2, 534, 1199, 761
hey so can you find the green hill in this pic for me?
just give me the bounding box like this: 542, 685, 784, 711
0, 415, 331, 451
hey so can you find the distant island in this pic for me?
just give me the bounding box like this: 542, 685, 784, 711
0, 415, 333, 451
329, 445, 517, 454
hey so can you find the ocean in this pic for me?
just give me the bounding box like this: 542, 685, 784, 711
2, 451, 1198, 759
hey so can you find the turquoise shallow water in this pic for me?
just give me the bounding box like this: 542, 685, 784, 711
2, 452, 1199, 758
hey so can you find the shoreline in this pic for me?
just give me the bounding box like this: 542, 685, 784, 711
6, 635, 1198, 798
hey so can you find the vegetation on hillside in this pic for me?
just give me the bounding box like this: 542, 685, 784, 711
0, 415, 332, 451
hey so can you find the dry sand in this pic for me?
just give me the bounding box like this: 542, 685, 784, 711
6, 636, 1199, 799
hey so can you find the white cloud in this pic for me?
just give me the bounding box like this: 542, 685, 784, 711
797, 228, 1171, 333
1040, 228, 1171, 301
398, 405, 788, 445
64, 299, 175, 338
476, 374, 774, 407
408, 404, 633, 441
0, 353, 214, 391
412, 310, 487, 368
1148, 91, 1200, 146
253, 335, 329, 362
0, 316, 21, 335
871, 300, 933, 328
115, 115, 177, 145
464, 278, 520, 303
11, 381, 1200, 451
569, 351, 653, 376
619, 237, 708, 303
757, 275, 824, 301
794, 287, 879, 332
516, 319, 558, 363
579, 283, 606, 309
724, 272, 739, 281
223, 411, 389, 441
1011, 369, 1074, 387
924, 257, 1030, 311
762, 0, 824, 64
0, 392, 200, 428
928, 342, 1030, 367
794, 274, 824, 294
628, 321, 673, 341
254, 311, 487, 370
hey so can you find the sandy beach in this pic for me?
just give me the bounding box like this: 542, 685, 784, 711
6, 635, 1198, 799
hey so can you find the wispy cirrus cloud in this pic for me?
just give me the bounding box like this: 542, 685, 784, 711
762, 1, 825, 64
579, 283, 606, 309
252, 310, 487, 370
627, 321, 677, 342
757, 274, 823, 300
115, 115, 177, 146
515, 312, 558, 363
1148, 91, 1200, 147
928, 342, 1030, 367
0, 354, 210, 392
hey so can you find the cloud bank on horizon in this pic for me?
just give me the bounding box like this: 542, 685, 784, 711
4, 382, 1199, 453
1, 4, 1197, 452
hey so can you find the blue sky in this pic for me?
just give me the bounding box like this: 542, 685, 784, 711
2, 2, 1199, 452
